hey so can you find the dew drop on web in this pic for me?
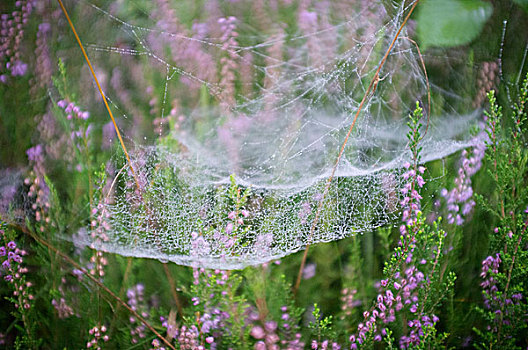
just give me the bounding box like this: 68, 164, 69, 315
58, 1, 484, 269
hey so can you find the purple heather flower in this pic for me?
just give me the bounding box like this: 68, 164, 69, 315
9, 60, 27, 76
511, 293, 522, 301
26, 145, 43, 163
264, 320, 277, 332
302, 262, 316, 279
250, 326, 265, 339
441, 137, 486, 225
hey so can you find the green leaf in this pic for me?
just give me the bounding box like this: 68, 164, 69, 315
417, 0, 493, 50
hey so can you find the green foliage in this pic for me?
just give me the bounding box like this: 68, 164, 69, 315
1, 1, 528, 349
407, 101, 424, 162
513, 0, 528, 12
472, 75, 528, 349
309, 303, 336, 341
417, 0, 493, 49
0, 222, 39, 348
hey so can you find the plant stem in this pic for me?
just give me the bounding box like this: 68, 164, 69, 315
293, 0, 421, 295
163, 263, 184, 315
17, 224, 177, 350
497, 217, 527, 341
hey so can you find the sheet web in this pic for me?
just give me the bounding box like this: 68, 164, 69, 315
67, 0, 480, 268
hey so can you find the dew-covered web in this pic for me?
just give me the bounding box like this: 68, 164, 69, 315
67, 0, 481, 269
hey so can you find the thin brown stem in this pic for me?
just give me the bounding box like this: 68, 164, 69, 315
18, 224, 177, 350
163, 263, 184, 315
293, 0, 421, 295
56, 0, 140, 190
57, 4, 177, 338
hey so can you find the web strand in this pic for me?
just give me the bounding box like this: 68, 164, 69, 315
53, 0, 484, 269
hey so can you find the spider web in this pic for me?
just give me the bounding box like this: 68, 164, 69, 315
60, 0, 480, 269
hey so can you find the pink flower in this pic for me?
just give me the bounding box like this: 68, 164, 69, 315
250, 326, 265, 339
225, 222, 233, 235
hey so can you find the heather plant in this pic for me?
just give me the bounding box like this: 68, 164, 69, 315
0, 0, 34, 82
0, 223, 37, 348
472, 78, 528, 349
341, 103, 455, 349
0, 0, 528, 349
